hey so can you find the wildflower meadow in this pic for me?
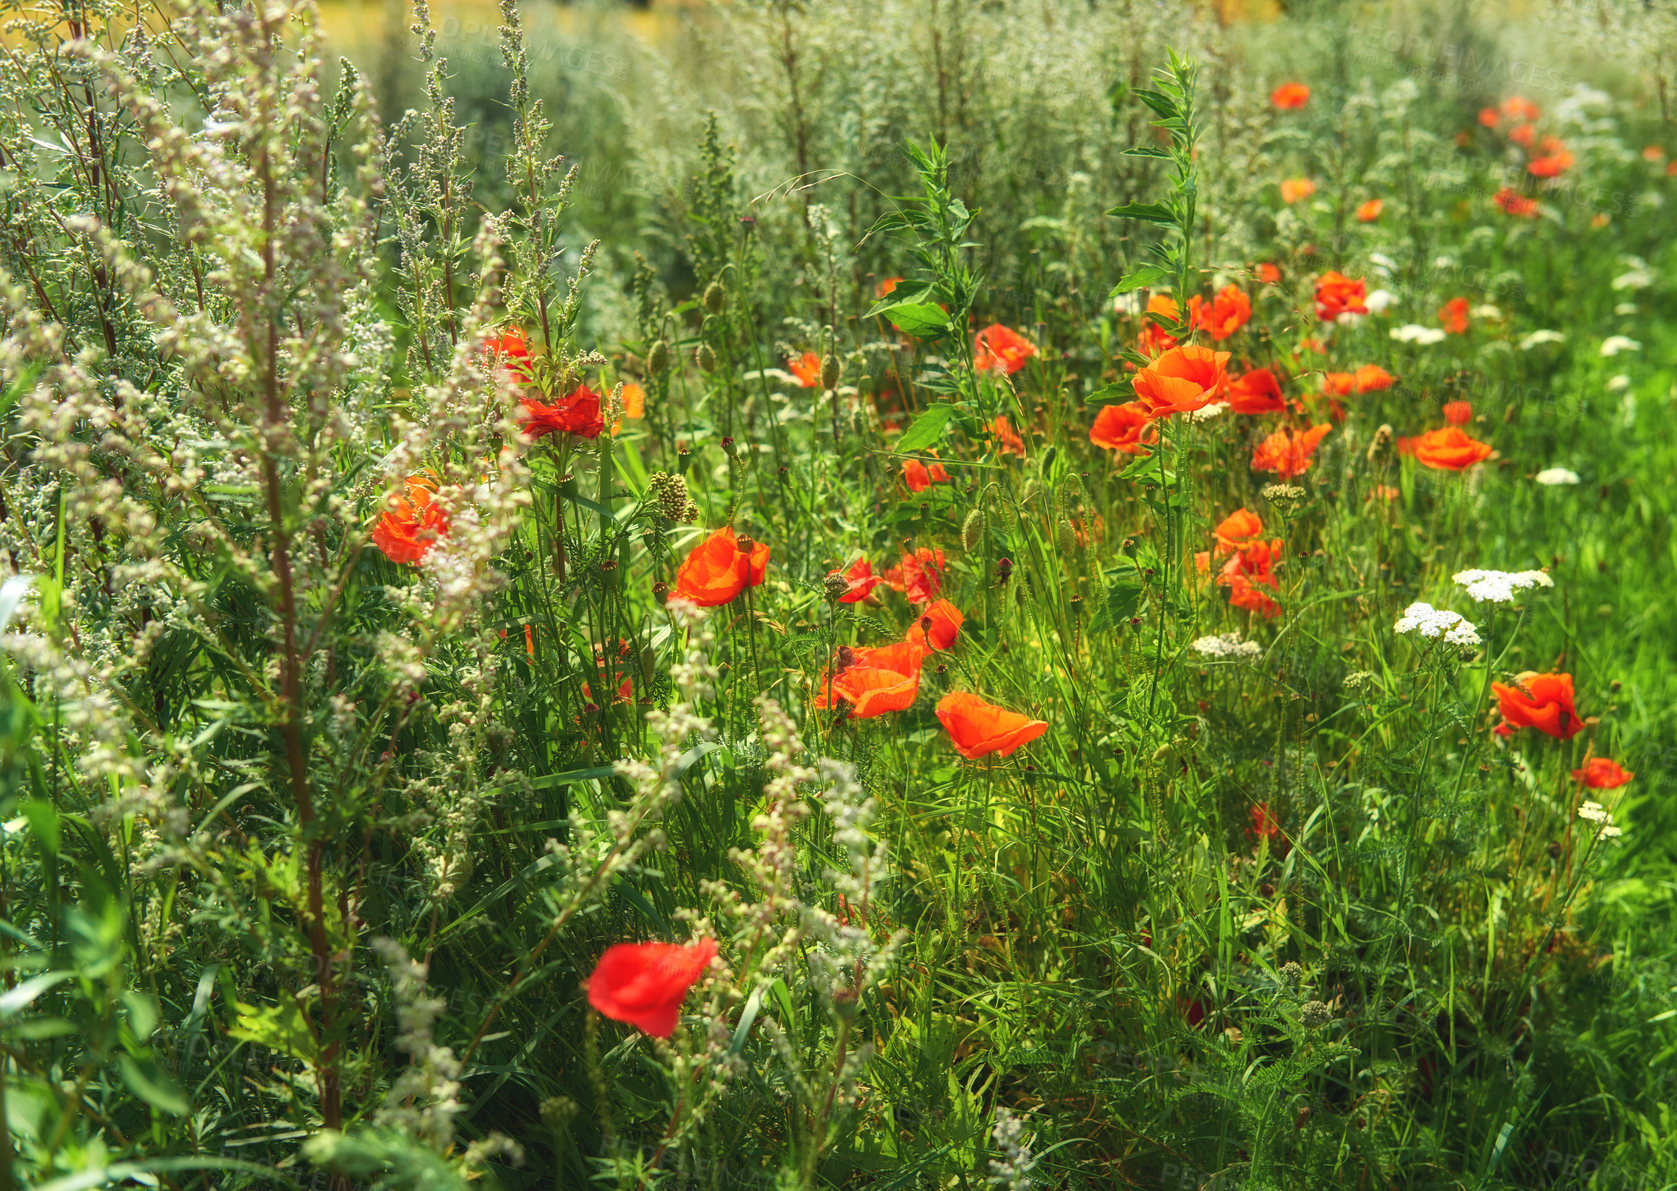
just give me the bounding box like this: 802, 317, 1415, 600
1, 0, 1676, 1187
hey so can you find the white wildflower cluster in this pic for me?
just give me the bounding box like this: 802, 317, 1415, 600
1394, 602, 1481, 647
1535, 468, 1581, 486
370, 937, 463, 1147
1390, 323, 1446, 344
1519, 329, 1566, 350
1452, 568, 1554, 603
1364, 288, 1398, 313
988, 1106, 1040, 1191
1191, 632, 1262, 661
1578, 800, 1623, 838
1600, 335, 1641, 356
1189, 401, 1228, 423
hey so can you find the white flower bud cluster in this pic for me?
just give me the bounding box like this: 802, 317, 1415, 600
1451, 568, 1554, 603
1191, 632, 1262, 660
1393, 602, 1482, 647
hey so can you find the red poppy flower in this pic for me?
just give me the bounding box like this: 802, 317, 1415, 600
814, 641, 924, 718
1438, 297, 1470, 335
1508, 122, 1537, 148
829, 557, 885, 604
1280, 177, 1316, 204
1571, 758, 1633, 789
903, 458, 951, 492
586, 937, 718, 1038
1493, 187, 1540, 218
788, 351, 821, 388
1225, 570, 1281, 619
935, 691, 1048, 760
1442, 400, 1473, 426
1643, 145, 1667, 162
1188, 285, 1252, 341
876, 276, 903, 298
1089, 401, 1157, 455
1226, 368, 1286, 415
989, 416, 1026, 457
1321, 372, 1356, 398
884, 547, 946, 605
1133, 345, 1231, 417
672, 527, 769, 607
372, 476, 451, 565
521, 383, 605, 441
1356, 198, 1384, 222
1501, 96, 1541, 122
1410, 427, 1492, 470
1251, 424, 1331, 480
1478, 107, 1501, 128
906, 599, 963, 651
583, 637, 637, 706
484, 327, 534, 380
974, 323, 1037, 375
1255, 263, 1282, 286
1492, 672, 1584, 740
1137, 293, 1183, 357
1213, 507, 1266, 557
1271, 82, 1310, 109
1352, 364, 1396, 393
1528, 150, 1574, 178
1314, 272, 1368, 321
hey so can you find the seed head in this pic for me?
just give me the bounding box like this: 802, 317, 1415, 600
647, 340, 671, 374
703, 280, 726, 314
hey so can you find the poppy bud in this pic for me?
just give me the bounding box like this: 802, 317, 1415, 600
640, 646, 658, 683
996, 556, 1013, 580
721, 436, 737, 458
1055, 518, 1076, 555
648, 339, 671, 374
653, 580, 669, 603
820, 354, 841, 390
734, 532, 753, 551
961, 508, 983, 552
703, 280, 726, 314
696, 343, 717, 372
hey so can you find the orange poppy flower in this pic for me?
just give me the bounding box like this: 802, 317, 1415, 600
1438, 297, 1470, 335
1137, 294, 1183, 357
1352, 364, 1395, 393
906, 599, 964, 651
1528, 149, 1574, 178
1355, 198, 1385, 222
1226, 367, 1286, 415
884, 547, 945, 605
484, 327, 534, 380
989, 415, 1026, 457
1314, 271, 1368, 321
1321, 371, 1356, 398
1501, 96, 1541, 122
1478, 106, 1501, 128
903, 458, 951, 493
372, 476, 451, 565
582, 637, 637, 707
672, 527, 769, 607
788, 351, 821, 388
1133, 345, 1231, 417
1493, 187, 1540, 218
1255, 262, 1282, 286
1409, 427, 1492, 470
829, 557, 884, 604
1280, 177, 1316, 204
1187, 285, 1252, 341
1089, 401, 1157, 455
622, 382, 646, 419
586, 937, 717, 1039
1491, 672, 1583, 740
1442, 400, 1473, 426
521, 382, 606, 441
1213, 507, 1266, 557
1250, 424, 1330, 480
974, 323, 1037, 375
1571, 757, 1633, 789
1508, 122, 1537, 148
1215, 540, 1283, 619
877, 276, 903, 298
1270, 82, 1310, 109
814, 641, 924, 718
1643, 145, 1667, 162
935, 691, 1048, 760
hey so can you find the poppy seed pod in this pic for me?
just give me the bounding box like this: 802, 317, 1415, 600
696, 343, 717, 372
703, 280, 725, 314
961, 508, 984, 552
823, 572, 850, 601
647, 339, 670, 374
1055, 519, 1076, 555
820, 354, 841, 390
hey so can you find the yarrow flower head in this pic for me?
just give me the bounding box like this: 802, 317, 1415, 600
1190, 632, 1262, 661
1390, 324, 1447, 345
1534, 467, 1580, 486
1452, 568, 1554, 603
1394, 602, 1481, 647
1577, 800, 1623, 838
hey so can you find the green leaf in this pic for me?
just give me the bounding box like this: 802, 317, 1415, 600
1122, 145, 1172, 159
1111, 264, 1170, 295
1085, 382, 1134, 407
895, 404, 955, 453
118, 1054, 191, 1117
20, 799, 58, 857
1106, 201, 1176, 224
879, 301, 950, 338
0, 970, 72, 1018
227, 999, 319, 1064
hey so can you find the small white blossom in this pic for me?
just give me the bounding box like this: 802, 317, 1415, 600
1391, 323, 1446, 344
1368, 251, 1398, 275
1600, 335, 1641, 356
1189, 401, 1228, 423
1470, 303, 1502, 320
1191, 632, 1262, 660
1519, 329, 1566, 350
1578, 800, 1624, 838
1535, 468, 1580, 486
1365, 288, 1399, 313
1607, 374, 1632, 392
1393, 602, 1481, 647
1452, 568, 1554, 603
1611, 268, 1652, 291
